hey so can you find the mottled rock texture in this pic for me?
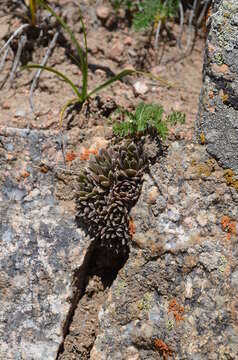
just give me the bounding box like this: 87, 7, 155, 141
91, 141, 238, 360
0, 127, 88, 360
196, 0, 238, 170
1, 124, 238, 360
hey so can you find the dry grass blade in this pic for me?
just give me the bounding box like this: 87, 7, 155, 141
9, 34, 27, 86
0, 24, 29, 57
37, 0, 88, 99
29, 31, 59, 115
22, 64, 83, 100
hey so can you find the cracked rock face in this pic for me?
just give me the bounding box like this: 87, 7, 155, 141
90, 141, 238, 359
0, 127, 88, 360
196, 0, 238, 170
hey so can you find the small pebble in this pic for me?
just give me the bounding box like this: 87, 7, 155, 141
133, 81, 149, 95
196, 211, 208, 227
109, 42, 124, 60
96, 5, 110, 20
124, 36, 133, 46
2, 101, 10, 110
147, 187, 158, 204
15, 109, 26, 118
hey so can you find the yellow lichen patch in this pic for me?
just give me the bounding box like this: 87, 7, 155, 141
196, 159, 215, 177
206, 158, 216, 168
222, 93, 229, 103
197, 163, 212, 177
200, 132, 206, 145
137, 292, 153, 312
224, 169, 238, 191
115, 280, 127, 296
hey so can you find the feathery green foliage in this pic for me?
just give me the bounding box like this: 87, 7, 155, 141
133, 0, 179, 31
109, 0, 136, 11
166, 110, 186, 125
112, 103, 185, 139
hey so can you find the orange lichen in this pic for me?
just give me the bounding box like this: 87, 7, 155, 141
154, 339, 173, 359
79, 148, 98, 161
221, 216, 230, 230
221, 215, 237, 241
16, 170, 30, 181
129, 218, 135, 237
40, 165, 49, 173
21, 171, 30, 179
65, 151, 77, 162
228, 222, 236, 234
200, 132, 206, 145
168, 298, 184, 322
206, 6, 211, 22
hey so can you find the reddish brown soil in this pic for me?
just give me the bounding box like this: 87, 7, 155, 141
0, 1, 204, 138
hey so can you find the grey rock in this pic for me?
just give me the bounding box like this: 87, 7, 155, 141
0, 127, 88, 359
196, 0, 238, 170
91, 142, 238, 359
231, 270, 238, 289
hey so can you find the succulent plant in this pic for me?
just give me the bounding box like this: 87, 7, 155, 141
76, 140, 146, 254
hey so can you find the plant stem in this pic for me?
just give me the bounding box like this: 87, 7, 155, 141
30, 0, 37, 26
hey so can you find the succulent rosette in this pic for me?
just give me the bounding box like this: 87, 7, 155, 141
76, 141, 146, 253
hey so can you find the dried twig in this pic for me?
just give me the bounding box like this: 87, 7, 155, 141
29, 30, 59, 115
154, 0, 168, 53
197, 0, 210, 26
177, 1, 184, 49
0, 23, 29, 56
9, 33, 27, 86
0, 45, 10, 71
185, 0, 198, 53
154, 20, 162, 52
59, 128, 67, 168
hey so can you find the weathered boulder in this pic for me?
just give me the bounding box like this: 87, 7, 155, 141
196, 0, 238, 170
91, 141, 238, 359
0, 127, 88, 360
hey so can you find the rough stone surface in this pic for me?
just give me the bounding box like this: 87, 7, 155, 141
91, 141, 238, 359
196, 0, 238, 170
0, 127, 88, 360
